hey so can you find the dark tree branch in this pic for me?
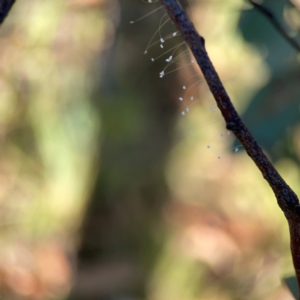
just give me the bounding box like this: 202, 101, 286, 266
0, 0, 15, 25
159, 0, 300, 296
249, 0, 300, 52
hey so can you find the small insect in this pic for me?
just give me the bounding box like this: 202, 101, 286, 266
0, 0, 15, 25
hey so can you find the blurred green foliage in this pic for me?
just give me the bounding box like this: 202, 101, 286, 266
238, 0, 300, 162
0, 0, 104, 298
0, 0, 299, 300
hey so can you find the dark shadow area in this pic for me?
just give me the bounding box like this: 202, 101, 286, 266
70, 1, 184, 298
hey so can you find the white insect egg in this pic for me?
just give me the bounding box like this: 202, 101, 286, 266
173, 32, 177, 36
186, 108, 189, 112
181, 111, 185, 115
190, 96, 194, 100
160, 44, 163, 48
160, 38, 164, 43
182, 85, 186, 89
166, 56, 172, 62
235, 148, 239, 152
179, 97, 183, 101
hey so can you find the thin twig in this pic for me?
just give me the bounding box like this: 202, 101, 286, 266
249, 0, 300, 52
0, 0, 15, 25
159, 0, 300, 296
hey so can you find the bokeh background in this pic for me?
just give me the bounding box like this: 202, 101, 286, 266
0, 0, 300, 299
